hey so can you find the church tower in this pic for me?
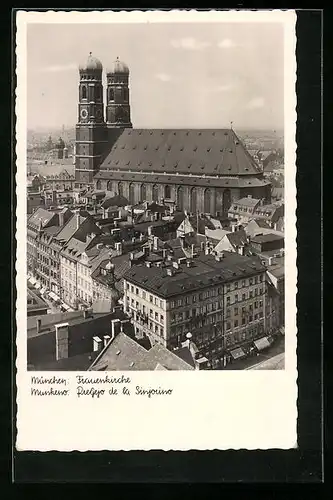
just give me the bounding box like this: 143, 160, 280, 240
106, 57, 132, 131
75, 52, 108, 185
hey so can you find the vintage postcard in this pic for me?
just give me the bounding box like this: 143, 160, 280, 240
16, 9, 297, 451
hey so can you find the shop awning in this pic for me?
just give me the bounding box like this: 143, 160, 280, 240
230, 347, 246, 360
254, 337, 271, 351
48, 291, 58, 301
62, 303, 71, 311
35, 282, 41, 289
28, 277, 36, 285
40, 287, 46, 295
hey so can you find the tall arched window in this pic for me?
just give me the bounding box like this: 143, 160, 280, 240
118, 182, 123, 196
177, 186, 184, 211
140, 184, 146, 202
190, 187, 197, 214
129, 183, 135, 204
152, 184, 159, 202
223, 189, 231, 214
164, 185, 171, 199
216, 189, 224, 215
81, 86, 87, 99
108, 88, 115, 102
107, 180, 112, 192
95, 85, 102, 101
96, 180, 102, 190
204, 188, 211, 214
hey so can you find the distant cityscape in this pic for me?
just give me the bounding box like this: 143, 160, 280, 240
26, 52, 285, 372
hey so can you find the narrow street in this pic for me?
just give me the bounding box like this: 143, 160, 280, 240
223, 335, 285, 370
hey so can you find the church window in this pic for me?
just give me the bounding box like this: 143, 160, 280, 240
96, 180, 102, 190
190, 188, 197, 214
129, 183, 135, 204
118, 182, 123, 196
152, 184, 159, 201
177, 186, 184, 211
204, 188, 211, 214
81, 86, 87, 99
140, 184, 146, 202
164, 185, 171, 199
107, 180, 112, 192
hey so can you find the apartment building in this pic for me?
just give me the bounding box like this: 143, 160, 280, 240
123, 251, 267, 366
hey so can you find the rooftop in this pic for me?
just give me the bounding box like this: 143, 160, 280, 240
99, 128, 264, 178
251, 233, 284, 244
90, 332, 194, 371
124, 251, 266, 298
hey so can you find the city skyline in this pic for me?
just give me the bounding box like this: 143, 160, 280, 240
27, 22, 284, 131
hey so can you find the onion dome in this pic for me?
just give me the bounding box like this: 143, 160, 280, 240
56, 137, 65, 149
79, 52, 103, 73
107, 56, 129, 75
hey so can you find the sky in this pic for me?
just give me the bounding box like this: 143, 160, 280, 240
27, 22, 284, 131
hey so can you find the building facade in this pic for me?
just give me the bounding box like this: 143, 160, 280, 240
123, 252, 268, 367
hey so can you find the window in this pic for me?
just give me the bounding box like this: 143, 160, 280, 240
226, 308, 230, 318
150, 295, 153, 303
259, 300, 263, 307
226, 322, 231, 331
249, 291, 253, 298
242, 317, 246, 325
154, 298, 158, 305
131, 286, 134, 293
160, 327, 164, 336
242, 293, 246, 301
149, 309, 153, 317
234, 307, 238, 315
226, 296, 230, 304
142, 291, 146, 299
242, 280, 246, 287
160, 314, 164, 322
135, 287, 139, 295
235, 294, 238, 302
254, 301, 258, 309
254, 277, 258, 284
249, 315, 253, 322
234, 320, 238, 328
259, 274, 263, 282
155, 312, 158, 320
226, 284, 231, 292
234, 281, 238, 289
249, 278, 253, 285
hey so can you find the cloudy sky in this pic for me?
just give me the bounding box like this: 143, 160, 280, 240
27, 22, 284, 130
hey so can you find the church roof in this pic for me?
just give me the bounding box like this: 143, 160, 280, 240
79, 52, 103, 73
107, 57, 129, 75
98, 128, 263, 178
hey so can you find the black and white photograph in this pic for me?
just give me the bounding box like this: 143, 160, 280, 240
16, 10, 297, 451
25, 18, 286, 372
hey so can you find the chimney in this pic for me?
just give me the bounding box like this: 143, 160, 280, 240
180, 234, 185, 247
268, 256, 273, 266
238, 245, 245, 256
139, 233, 145, 242
115, 242, 122, 255
148, 226, 153, 236
143, 246, 149, 256
184, 332, 192, 349
166, 268, 174, 276
83, 308, 90, 320
103, 335, 111, 348
130, 252, 135, 261
59, 211, 64, 227
191, 244, 195, 258
200, 241, 205, 252
153, 236, 158, 251
76, 213, 80, 230
52, 190, 57, 204
111, 318, 121, 339
36, 318, 42, 333
55, 323, 69, 360
162, 248, 167, 259
93, 336, 103, 353
248, 194, 252, 198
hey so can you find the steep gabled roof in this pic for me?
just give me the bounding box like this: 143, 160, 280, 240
99, 128, 263, 177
